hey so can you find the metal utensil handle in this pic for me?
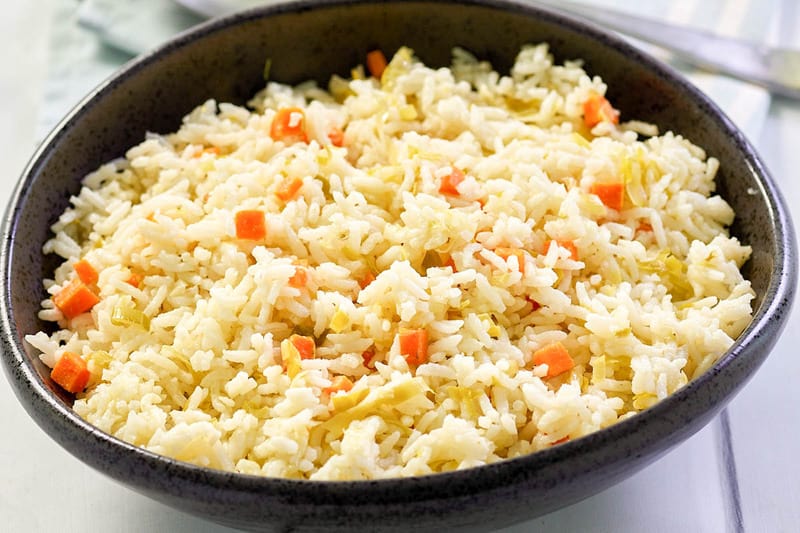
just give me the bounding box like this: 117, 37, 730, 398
547, 0, 800, 100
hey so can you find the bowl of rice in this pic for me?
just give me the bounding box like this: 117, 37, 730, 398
1, 0, 796, 530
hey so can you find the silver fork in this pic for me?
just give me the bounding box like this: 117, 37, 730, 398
544, 0, 800, 100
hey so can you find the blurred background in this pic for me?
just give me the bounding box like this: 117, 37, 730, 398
1, 1, 798, 531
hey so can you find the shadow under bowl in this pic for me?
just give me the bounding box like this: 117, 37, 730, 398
1, 0, 796, 531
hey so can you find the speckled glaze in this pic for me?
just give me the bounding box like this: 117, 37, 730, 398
1, 0, 796, 531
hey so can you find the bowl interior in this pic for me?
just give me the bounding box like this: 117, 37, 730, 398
2, 0, 794, 530
8, 0, 780, 392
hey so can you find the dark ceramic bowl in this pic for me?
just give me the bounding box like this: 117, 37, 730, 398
1, 0, 796, 531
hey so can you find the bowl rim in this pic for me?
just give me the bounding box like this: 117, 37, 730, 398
1, 0, 797, 507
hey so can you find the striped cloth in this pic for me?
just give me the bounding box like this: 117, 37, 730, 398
38, 0, 777, 141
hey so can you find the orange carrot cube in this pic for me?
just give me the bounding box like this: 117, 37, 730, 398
234, 209, 266, 240
288, 268, 308, 288
583, 92, 620, 128
125, 272, 143, 288
323, 375, 354, 396
290, 334, 316, 360
546, 239, 579, 261
590, 182, 625, 211
73, 259, 98, 285
359, 271, 376, 289
366, 49, 388, 78
532, 341, 575, 378
52, 279, 100, 319
270, 107, 308, 144
275, 177, 304, 202
327, 126, 345, 147
50, 351, 91, 393
399, 328, 428, 366
438, 168, 465, 196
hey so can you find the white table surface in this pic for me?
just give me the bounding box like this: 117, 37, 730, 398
1, 1, 798, 531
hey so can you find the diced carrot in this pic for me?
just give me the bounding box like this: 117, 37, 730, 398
327, 126, 345, 147
282, 334, 315, 377
590, 182, 625, 211
50, 351, 91, 393
275, 176, 304, 202
366, 49, 388, 78
494, 247, 526, 274
73, 259, 98, 285
399, 328, 428, 366
532, 341, 574, 378
583, 92, 620, 128
290, 334, 316, 360
270, 107, 308, 143
546, 239, 579, 261
288, 267, 308, 288
52, 279, 100, 319
234, 209, 266, 240
192, 146, 220, 158
361, 347, 376, 368
443, 254, 456, 272
125, 272, 143, 288
438, 168, 465, 196
637, 221, 653, 233
323, 375, 354, 396
359, 271, 376, 289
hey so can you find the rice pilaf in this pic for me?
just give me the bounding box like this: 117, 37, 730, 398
26, 45, 754, 479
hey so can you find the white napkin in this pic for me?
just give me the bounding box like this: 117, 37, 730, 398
39, 0, 778, 141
